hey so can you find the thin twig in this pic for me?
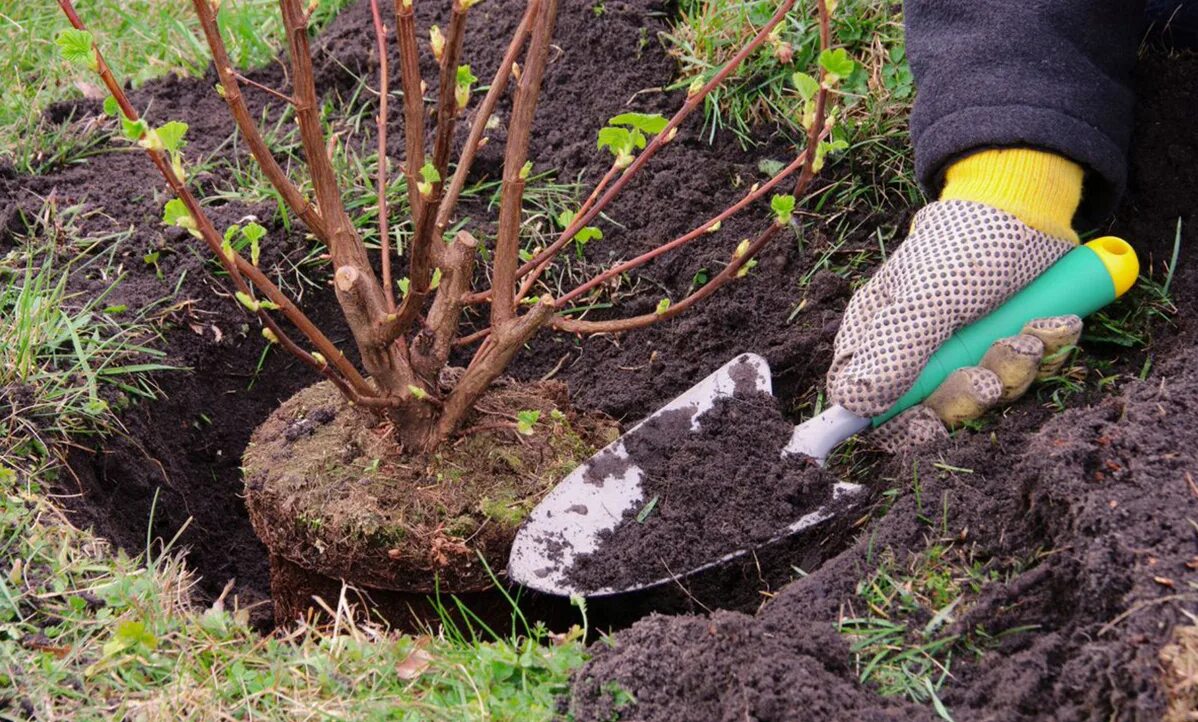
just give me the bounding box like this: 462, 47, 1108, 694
233, 72, 294, 105
190, 0, 328, 240
555, 141, 819, 308
369, 0, 395, 312
435, 0, 539, 236
550, 222, 784, 334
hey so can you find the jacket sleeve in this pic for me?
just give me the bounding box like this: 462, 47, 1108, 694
904, 0, 1144, 227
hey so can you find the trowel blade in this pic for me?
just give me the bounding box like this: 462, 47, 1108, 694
507, 353, 773, 597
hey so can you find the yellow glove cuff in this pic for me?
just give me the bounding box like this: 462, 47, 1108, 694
940, 148, 1083, 243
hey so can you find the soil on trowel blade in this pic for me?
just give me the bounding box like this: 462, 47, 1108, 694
565, 387, 839, 591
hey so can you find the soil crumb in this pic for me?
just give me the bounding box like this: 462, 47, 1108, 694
566, 384, 840, 591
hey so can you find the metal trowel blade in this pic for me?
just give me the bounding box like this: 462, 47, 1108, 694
507, 353, 772, 597
508, 354, 871, 598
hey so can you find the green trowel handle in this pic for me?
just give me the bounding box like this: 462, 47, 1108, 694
871, 236, 1139, 426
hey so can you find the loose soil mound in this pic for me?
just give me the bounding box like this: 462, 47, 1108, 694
565, 386, 841, 592
568, 51, 1198, 722
244, 377, 617, 592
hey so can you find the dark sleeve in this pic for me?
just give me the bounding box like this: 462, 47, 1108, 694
904, 0, 1144, 227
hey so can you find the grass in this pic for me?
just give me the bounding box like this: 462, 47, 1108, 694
0, 0, 353, 172
0, 200, 174, 454
0, 465, 586, 719
663, 0, 914, 168
838, 541, 1036, 721
0, 207, 588, 720
837, 461, 1046, 720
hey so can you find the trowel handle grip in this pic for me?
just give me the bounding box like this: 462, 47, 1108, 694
872, 237, 1139, 426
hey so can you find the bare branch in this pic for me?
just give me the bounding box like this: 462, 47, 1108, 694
430, 2, 470, 179
555, 145, 816, 307
550, 224, 782, 335
491, 0, 558, 325
435, 0, 539, 235
369, 0, 396, 312
278, 0, 370, 272
434, 296, 556, 444
191, 0, 328, 240
393, 0, 426, 230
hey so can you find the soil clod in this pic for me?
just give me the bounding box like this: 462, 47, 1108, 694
566, 390, 840, 591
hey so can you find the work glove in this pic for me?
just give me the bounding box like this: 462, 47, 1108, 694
827, 149, 1085, 453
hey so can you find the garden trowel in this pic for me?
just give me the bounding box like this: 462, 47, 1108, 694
509, 237, 1139, 597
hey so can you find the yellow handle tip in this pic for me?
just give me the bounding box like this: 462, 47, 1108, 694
1085, 236, 1138, 298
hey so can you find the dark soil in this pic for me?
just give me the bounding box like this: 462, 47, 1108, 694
243, 377, 617, 593
1, 0, 1193, 719
568, 52, 1198, 722
565, 384, 841, 591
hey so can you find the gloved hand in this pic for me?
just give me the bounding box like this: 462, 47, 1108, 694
827, 149, 1086, 452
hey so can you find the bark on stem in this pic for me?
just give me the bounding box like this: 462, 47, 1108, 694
431, 3, 469, 179
412, 231, 479, 379
434, 296, 556, 445
369, 0, 395, 311
490, 0, 558, 325
393, 0, 426, 233
277, 0, 364, 269
435, 0, 539, 236
279, 0, 411, 397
